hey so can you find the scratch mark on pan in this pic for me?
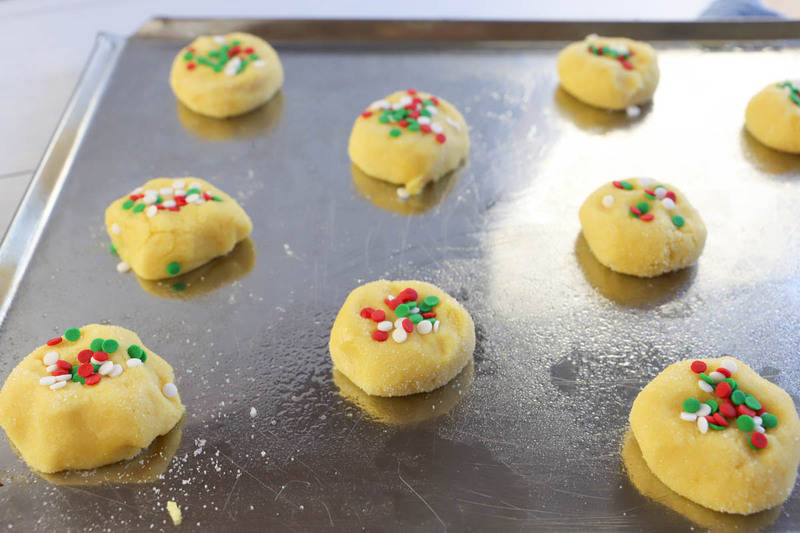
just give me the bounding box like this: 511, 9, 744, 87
223, 473, 241, 519
212, 445, 277, 496
550, 487, 612, 500
60, 486, 140, 512
320, 499, 334, 527
344, 413, 364, 442
398, 463, 446, 531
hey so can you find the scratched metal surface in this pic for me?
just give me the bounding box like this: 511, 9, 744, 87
1, 22, 800, 532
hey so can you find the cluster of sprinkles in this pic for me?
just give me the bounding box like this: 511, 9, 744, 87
182, 36, 265, 76
602, 178, 685, 228
587, 42, 635, 70
681, 359, 779, 450
122, 180, 222, 219
360, 287, 441, 343
777, 81, 800, 106
360, 89, 461, 145
38, 328, 178, 398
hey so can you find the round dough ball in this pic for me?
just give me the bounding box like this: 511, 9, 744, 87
0, 324, 185, 473
348, 90, 469, 195
745, 81, 800, 153
557, 35, 659, 110
169, 32, 283, 118
630, 358, 800, 514
106, 177, 253, 280
329, 280, 475, 397
578, 178, 706, 277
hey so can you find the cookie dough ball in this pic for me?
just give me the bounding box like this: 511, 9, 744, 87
329, 280, 475, 397
745, 81, 800, 153
0, 324, 185, 473
348, 89, 469, 196
630, 358, 800, 514
578, 178, 706, 277
170, 32, 283, 118
106, 177, 252, 280
558, 35, 659, 110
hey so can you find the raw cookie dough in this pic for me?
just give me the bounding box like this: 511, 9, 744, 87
170, 32, 283, 118
745, 81, 800, 153
329, 280, 475, 397
348, 89, 469, 196
630, 357, 800, 514
106, 177, 252, 280
557, 35, 659, 110
578, 178, 706, 277
0, 324, 185, 473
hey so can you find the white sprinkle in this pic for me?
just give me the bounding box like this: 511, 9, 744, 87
46, 364, 58, 373
398, 96, 413, 107
172, 180, 186, 189
386, 294, 394, 301
254, 60, 266, 68
626, 105, 641, 117
445, 117, 462, 131
753, 416, 763, 426
369, 99, 390, 110
163, 382, 178, 398
654, 186, 667, 199
127, 358, 143, 368
697, 416, 709, 434
50, 381, 67, 390
54, 373, 71, 382
392, 328, 408, 343
39, 376, 56, 386
410, 307, 419, 314
601, 195, 615, 208
696, 403, 712, 417
146, 205, 158, 218
190, 182, 202, 189
708, 371, 725, 383
250, 407, 258, 418
143, 194, 158, 205
396, 187, 410, 200
661, 198, 676, 210
174, 189, 186, 197
431, 122, 444, 134
116, 261, 131, 274
111, 223, 122, 235
638, 177, 653, 188
698, 380, 714, 393
213, 35, 226, 44
98, 360, 114, 375
391, 102, 404, 110
377, 321, 393, 332
145, 189, 157, 196
680, 411, 698, 422
426, 105, 438, 115
43, 351, 59, 366
159, 187, 173, 196
417, 321, 433, 334
417, 116, 431, 125
720, 359, 738, 374
90, 357, 102, 365
163, 200, 176, 208
754, 425, 766, 434
109, 364, 124, 378
394, 318, 405, 330
433, 320, 440, 333
132, 187, 143, 194
186, 193, 200, 203
224, 57, 242, 76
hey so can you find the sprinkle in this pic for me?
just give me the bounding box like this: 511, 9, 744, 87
682, 398, 701, 413
445, 117, 462, 131
672, 215, 685, 227
626, 105, 641, 117
699, 373, 714, 385
62, 328, 80, 342
127, 344, 143, 358
717, 367, 731, 378
98, 361, 114, 375
636, 202, 649, 214
697, 416, 709, 434
166, 262, 181, 276
50, 381, 68, 390
163, 383, 178, 398
372, 330, 389, 341
109, 364, 124, 378
435, 133, 446, 143
761, 413, 778, 429
39, 376, 56, 386
680, 412, 697, 421
377, 321, 393, 332
46, 337, 63, 346
661, 198, 676, 210
116, 261, 131, 273
417, 320, 433, 334
77, 363, 94, 378
111, 223, 121, 234
708, 371, 726, 383
715, 382, 732, 398
629, 206, 642, 216
712, 412, 728, 426
146, 205, 158, 218
720, 359, 738, 374
720, 402, 737, 418
696, 403, 712, 417
690, 360, 707, 373
127, 358, 143, 368
402, 318, 414, 333
731, 390, 746, 405
54, 373, 71, 382
90, 338, 104, 351
101, 339, 119, 353
395, 304, 410, 317
601, 195, 614, 208
43, 351, 59, 366
639, 214, 654, 222
698, 380, 714, 393
394, 318, 405, 330
737, 414, 755, 432
92, 351, 108, 362
392, 328, 408, 343
396, 187, 410, 200
46, 364, 59, 373
389, 128, 401, 138
705, 399, 719, 413
85, 374, 101, 386
172, 180, 185, 189
133, 204, 145, 213
745, 395, 762, 410
371, 310, 386, 322
750, 432, 768, 450
433, 320, 440, 333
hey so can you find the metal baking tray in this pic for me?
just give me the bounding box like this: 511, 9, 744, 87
1, 19, 800, 531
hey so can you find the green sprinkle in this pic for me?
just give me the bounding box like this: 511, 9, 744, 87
699, 373, 714, 385
737, 415, 755, 432
731, 390, 746, 405
378, 116, 390, 124
761, 413, 778, 429
92, 364, 100, 373
406, 302, 417, 308
745, 395, 762, 411
109, 244, 117, 255
155, 196, 163, 204
127, 345, 143, 358
389, 128, 401, 137
723, 378, 738, 391
620, 181, 633, 190
232, 40, 241, 46
172, 283, 187, 292
636, 202, 650, 214
238, 59, 248, 73
64, 328, 81, 342
423, 295, 439, 307
705, 399, 719, 413
408, 123, 420, 131
395, 304, 410, 317
426, 318, 436, 323
198, 57, 213, 66
208, 50, 220, 58
422, 99, 433, 106
419, 302, 432, 313
644, 193, 655, 200
420, 109, 431, 117
672, 215, 685, 227
682, 398, 701, 413
166, 262, 181, 276
72, 374, 85, 384
211, 196, 223, 202
186, 188, 200, 196
250, 54, 260, 60
183, 52, 194, 60
90, 338, 104, 352
791, 92, 800, 106
709, 423, 724, 431
122, 200, 135, 210
133, 204, 145, 213
213, 65, 223, 73
409, 314, 423, 324
102, 339, 119, 353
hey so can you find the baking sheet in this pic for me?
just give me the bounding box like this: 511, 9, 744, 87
1, 20, 800, 531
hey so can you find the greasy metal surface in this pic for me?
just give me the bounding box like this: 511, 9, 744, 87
1, 23, 800, 532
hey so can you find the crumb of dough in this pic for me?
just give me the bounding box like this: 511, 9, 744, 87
167, 501, 182, 526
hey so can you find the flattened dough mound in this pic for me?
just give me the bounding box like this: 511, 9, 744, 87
105, 177, 252, 280
558, 35, 659, 110
348, 90, 469, 195
579, 178, 706, 277
630, 358, 800, 514
745, 81, 800, 153
329, 280, 475, 397
169, 32, 283, 118
0, 324, 185, 473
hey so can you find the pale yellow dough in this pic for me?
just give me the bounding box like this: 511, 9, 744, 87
745, 82, 800, 153
329, 280, 475, 397
630, 358, 800, 514
578, 178, 706, 277
348, 90, 469, 195
557, 35, 659, 110
169, 32, 283, 118
0, 324, 185, 474
105, 177, 252, 280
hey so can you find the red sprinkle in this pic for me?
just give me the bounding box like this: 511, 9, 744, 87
431, 97, 439, 105
372, 330, 389, 342
360, 307, 373, 319
385, 298, 400, 310
420, 125, 432, 133
244, 47, 254, 54
422, 312, 436, 318
56, 360, 72, 371
187, 63, 196, 70
228, 45, 241, 57
644, 189, 655, 196
398, 288, 418, 302
715, 382, 732, 398
612, 181, 624, 189
361, 111, 373, 118
620, 60, 634, 70
757, 407, 766, 416
398, 120, 409, 127
719, 402, 737, 418
435, 133, 446, 143
690, 361, 707, 373
705, 415, 715, 424
750, 432, 768, 449
712, 413, 728, 426
46, 337, 63, 346
412, 97, 423, 106
402, 319, 413, 333
371, 310, 386, 322
738, 404, 756, 417
640, 214, 654, 221
408, 110, 420, 119
85, 374, 102, 386
156, 205, 166, 210
51, 369, 69, 376
77, 363, 94, 378
629, 206, 642, 216
92, 351, 109, 362
666, 191, 677, 202
203, 191, 213, 201
717, 367, 731, 378
407, 89, 418, 95
77, 350, 93, 363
